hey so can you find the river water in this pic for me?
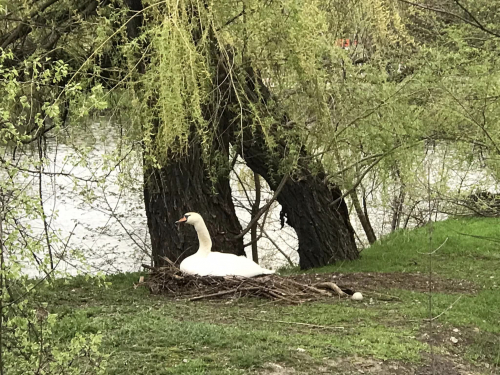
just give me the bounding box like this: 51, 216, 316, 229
13, 123, 498, 278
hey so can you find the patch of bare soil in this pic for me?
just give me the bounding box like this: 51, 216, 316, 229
415, 354, 493, 375
418, 324, 499, 372
262, 355, 492, 375
291, 272, 478, 295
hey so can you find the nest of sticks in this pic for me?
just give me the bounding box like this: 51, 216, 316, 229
140, 260, 354, 304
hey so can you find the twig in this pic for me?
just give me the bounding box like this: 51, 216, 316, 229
261, 228, 294, 266
245, 317, 344, 330
0, 156, 99, 183
329, 141, 423, 207
397, 0, 500, 38
188, 287, 261, 301
234, 174, 288, 240
159, 256, 178, 268
410, 295, 463, 322
5, 223, 78, 308
0, 191, 4, 375
361, 290, 402, 302
452, 231, 500, 243
286, 280, 332, 296
418, 237, 448, 255
243, 207, 270, 247
314, 282, 348, 297
37, 137, 54, 273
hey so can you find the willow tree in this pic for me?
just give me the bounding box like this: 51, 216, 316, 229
121, 0, 372, 268
314, 0, 500, 235
118, 0, 422, 267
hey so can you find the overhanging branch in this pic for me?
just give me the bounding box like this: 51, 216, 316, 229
398, 0, 500, 38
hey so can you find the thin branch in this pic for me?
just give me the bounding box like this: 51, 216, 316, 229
452, 0, 500, 38
0, 156, 99, 183
233, 174, 288, 240
329, 141, 423, 207
0, 0, 63, 48
314, 282, 348, 297
21, 124, 56, 145
0, 191, 4, 375
5, 223, 78, 308
397, 0, 500, 38
452, 231, 500, 243
188, 287, 261, 301
261, 228, 294, 266
417, 237, 448, 255
37, 138, 54, 272
243, 207, 270, 247
245, 317, 344, 330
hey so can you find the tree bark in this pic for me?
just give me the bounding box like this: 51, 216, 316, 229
391, 186, 406, 232
390, 166, 406, 232
250, 172, 261, 263
143, 141, 245, 266
218, 64, 358, 269
350, 189, 377, 244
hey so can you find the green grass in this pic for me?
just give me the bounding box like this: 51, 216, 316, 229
38, 217, 500, 374
306, 217, 499, 283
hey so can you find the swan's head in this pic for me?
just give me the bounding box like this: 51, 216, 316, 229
175, 212, 204, 226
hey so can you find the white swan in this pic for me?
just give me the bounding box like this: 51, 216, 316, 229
176, 212, 275, 278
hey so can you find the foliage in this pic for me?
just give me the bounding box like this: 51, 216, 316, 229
0, 5, 110, 373
0, 0, 499, 370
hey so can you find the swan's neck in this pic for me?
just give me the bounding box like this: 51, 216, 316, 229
194, 220, 212, 256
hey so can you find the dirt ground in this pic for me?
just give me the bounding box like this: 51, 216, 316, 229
263, 354, 494, 375
291, 272, 479, 295
260, 272, 495, 375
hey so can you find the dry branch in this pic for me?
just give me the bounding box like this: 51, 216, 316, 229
245, 317, 344, 330
314, 282, 348, 297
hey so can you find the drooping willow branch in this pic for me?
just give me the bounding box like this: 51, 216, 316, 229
397, 0, 500, 38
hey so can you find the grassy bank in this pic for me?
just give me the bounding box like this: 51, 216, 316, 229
39, 217, 499, 374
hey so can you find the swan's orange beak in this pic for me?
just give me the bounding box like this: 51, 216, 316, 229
175, 216, 187, 224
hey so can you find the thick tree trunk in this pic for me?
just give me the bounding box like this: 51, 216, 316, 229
143, 141, 245, 266
236, 145, 358, 269
217, 64, 358, 269
125, 0, 244, 267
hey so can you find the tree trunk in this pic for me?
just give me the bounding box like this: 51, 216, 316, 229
250, 172, 261, 264
391, 186, 405, 232
390, 166, 406, 232
124, 0, 244, 267
239, 152, 358, 269
218, 64, 358, 269
143, 141, 245, 266
350, 189, 377, 244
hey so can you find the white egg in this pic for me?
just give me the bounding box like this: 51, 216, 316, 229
351, 292, 363, 301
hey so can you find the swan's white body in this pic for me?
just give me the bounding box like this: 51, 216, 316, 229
177, 212, 275, 278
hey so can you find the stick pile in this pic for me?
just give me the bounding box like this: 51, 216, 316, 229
140, 263, 350, 304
